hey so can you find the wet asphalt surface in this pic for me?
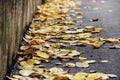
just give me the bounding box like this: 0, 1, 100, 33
45, 0, 120, 80
9, 0, 120, 80
73, 0, 120, 80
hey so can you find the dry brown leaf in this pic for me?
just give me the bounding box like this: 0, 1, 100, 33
29, 40, 39, 45
92, 28, 102, 33
76, 61, 89, 68
19, 69, 34, 76
68, 50, 80, 56
65, 63, 75, 67
79, 57, 87, 61
35, 50, 49, 59
75, 33, 92, 39
53, 76, 69, 80
86, 75, 97, 80
34, 68, 44, 74
20, 46, 29, 50
71, 72, 87, 80
100, 60, 109, 63
109, 44, 120, 49
89, 18, 99, 22
105, 38, 119, 43
23, 48, 35, 55
49, 67, 67, 75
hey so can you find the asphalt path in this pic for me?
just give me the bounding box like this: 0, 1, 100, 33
9, 0, 120, 80
43, 0, 120, 80
73, 0, 120, 80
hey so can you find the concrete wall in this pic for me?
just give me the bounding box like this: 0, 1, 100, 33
0, 0, 42, 80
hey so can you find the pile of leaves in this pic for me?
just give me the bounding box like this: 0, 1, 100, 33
8, 0, 119, 80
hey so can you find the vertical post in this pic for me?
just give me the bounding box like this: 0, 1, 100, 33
0, 0, 42, 80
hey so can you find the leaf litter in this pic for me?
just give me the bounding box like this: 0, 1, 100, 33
8, 0, 119, 80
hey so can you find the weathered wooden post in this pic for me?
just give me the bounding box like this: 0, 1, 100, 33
0, 0, 43, 80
